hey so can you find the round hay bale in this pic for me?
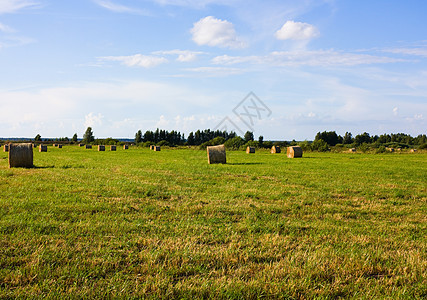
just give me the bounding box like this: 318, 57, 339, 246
85, 144, 92, 149
154, 146, 161, 151
246, 146, 255, 154
110, 145, 116, 151
3, 144, 9, 152
39, 145, 47, 152
9, 143, 33, 168
287, 146, 303, 158
207, 144, 226, 164
123, 145, 129, 150
98, 145, 105, 151
271, 145, 281, 153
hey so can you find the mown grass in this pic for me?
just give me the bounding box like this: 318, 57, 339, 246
0, 146, 426, 299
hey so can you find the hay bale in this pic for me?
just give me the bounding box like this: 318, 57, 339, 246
287, 146, 303, 158
271, 145, 281, 153
207, 144, 226, 164
85, 144, 92, 149
9, 143, 33, 168
153, 146, 161, 151
110, 145, 116, 151
123, 145, 129, 150
39, 145, 47, 152
98, 145, 105, 151
3, 144, 9, 152
246, 146, 255, 154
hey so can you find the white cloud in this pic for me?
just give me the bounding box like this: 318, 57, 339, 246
153, 0, 239, 8
84, 112, 104, 128
156, 115, 170, 128
152, 50, 205, 62
382, 47, 427, 57
212, 50, 406, 67
184, 66, 245, 77
212, 54, 262, 65
93, 0, 150, 15
0, 22, 14, 33
191, 16, 245, 49
0, 1, 37, 49
0, 35, 34, 48
0, 0, 38, 14
176, 53, 197, 62
275, 20, 319, 41
270, 50, 404, 66
0, 1, 38, 50
393, 107, 398, 116
100, 54, 168, 68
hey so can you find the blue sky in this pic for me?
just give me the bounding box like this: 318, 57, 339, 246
0, 0, 426, 140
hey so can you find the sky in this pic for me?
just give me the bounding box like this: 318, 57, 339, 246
0, 0, 426, 140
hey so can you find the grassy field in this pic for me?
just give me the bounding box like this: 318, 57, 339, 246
0, 146, 426, 299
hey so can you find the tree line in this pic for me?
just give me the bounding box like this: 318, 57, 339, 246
134, 129, 240, 146
314, 131, 426, 146
28, 127, 426, 151
297, 131, 427, 152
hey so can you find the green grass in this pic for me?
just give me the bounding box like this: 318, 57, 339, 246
1, 146, 426, 299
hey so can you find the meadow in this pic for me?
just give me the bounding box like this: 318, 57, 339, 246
0, 146, 426, 299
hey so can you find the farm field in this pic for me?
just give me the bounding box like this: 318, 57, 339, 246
0, 146, 426, 298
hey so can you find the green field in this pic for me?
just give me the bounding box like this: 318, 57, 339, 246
1, 146, 426, 298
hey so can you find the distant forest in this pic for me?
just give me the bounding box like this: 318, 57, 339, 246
10, 128, 426, 152
131, 129, 427, 151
